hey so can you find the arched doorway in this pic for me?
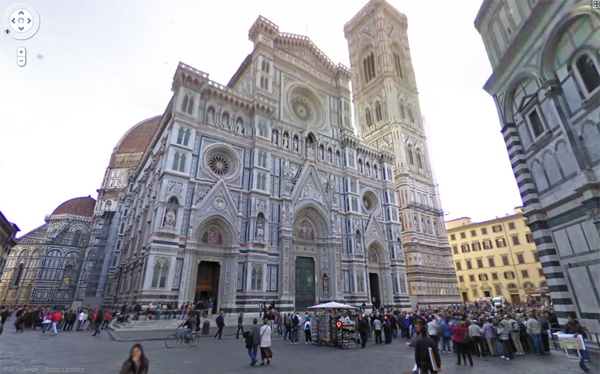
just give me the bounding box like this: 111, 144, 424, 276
293, 217, 316, 311
366, 244, 389, 309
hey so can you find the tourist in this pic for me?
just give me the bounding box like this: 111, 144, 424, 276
166, 302, 173, 320
439, 318, 452, 353
50, 309, 61, 335
383, 315, 392, 344
236, 312, 244, 339
41, 309, 52, 335
414, 321, 442, 374
133, 303, 142, 321
469, 320, 485, 357
497, 321, 513, 360
290, 312, 300, 344
92, 310, 103, 336
214, 311, 225, 339
303, 316, 312, 344
449, 321, 472, 366
526, 313, 544, 356
283, 313, 291, 340
373, 314, 382, 344
76, 309, 86, 331
564, 313, 590, 373
482, 318, 496, 356
101, 311, 111, 330
119, 343, 149, 374
246, 318, 261, 366
507, 314, 524, 355
259, 318, 273, 366
358, 314, 368, 349
427, 316, 440, 349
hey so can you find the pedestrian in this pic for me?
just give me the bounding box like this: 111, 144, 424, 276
290, 312, 300, 344
526, 312, 544, 356
259, 318, 273, 366
415, 322, 442, 374
133, 303, 142, 321
303, 317, 312, 344
0, 307, 9, 325
564, 313, 590, 373
358, 314, 368, 349
245, 318, 261, 366
482, 318, 496, 356
373, 315, 382, 344
236, 312, 244, 339
101, 311, 111, 330
283, 313, 291, 340
119, 343, 149, 374
49, 310, 61, 335
449, 321, 472, 366
41, 310, 52, 335
76, 310, 85, 331
92, 310, 103, 336
427, 316, 440, 349
508, 314, 525, 355
440, 318, 452, 353
214, 311, 225, 339
497, 322, 513, 360
468, 320, 485, 357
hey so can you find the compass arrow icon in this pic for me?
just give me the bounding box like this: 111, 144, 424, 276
18, 11, 24, 15
11, 18, 15, 23
27, 18, 31, 24
18, 27, 24, 31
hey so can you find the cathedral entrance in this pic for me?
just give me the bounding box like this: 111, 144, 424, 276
369, 273, 381, 308
195, 261, 220, 314
294, 257, 315, 311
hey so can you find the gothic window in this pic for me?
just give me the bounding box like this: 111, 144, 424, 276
151, 260, 169, 288
260, 76, 269, 90
257, 151, 267, 168
221, 112, 230, 126
187, 96, 194, 115
41, 250, 62, 280
408, 108, 414, 123
177, 127, 191, 146
172, 152, 186, 172
62, 265, 73, 285
375, 102, 383, 122
72, 231, 83, 247
267, 265, 277, 291
256, 173, 267, 191
181, 95, 189, 113
366, 109, 373, 127
358, 159, 363, 174
206, 106, 215, 123
527, 109, 545, 138
160, 263, 169, 287
575, 53, 600, 94
11, 263, 24, 286
365, 162, 370, 176
319, 145, 325, 161
407, 145, 414, 165
400, 103, 405, 119
251, 265, 263, 290
394, 53, 403, 79
362, 52, 376, 84
416, 151, 423, 169
183, 129, 191, 146
373, 165, 378, 179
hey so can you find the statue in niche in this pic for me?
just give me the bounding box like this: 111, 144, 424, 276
293, 137, 298, 152
281, 207, 288, 225
356, 232, 362, 253
256, 222, 264, 239
283, 133, 289, 149
164, 208, 176, 228
322, 274, 329, 294
307, 144, 314, 156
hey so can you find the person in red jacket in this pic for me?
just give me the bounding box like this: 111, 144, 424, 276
101, 312, 111, 330
50, 310, 62, 335
449, 321, 472, 367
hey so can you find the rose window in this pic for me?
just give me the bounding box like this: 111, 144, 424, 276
208, 155, 230, 176
291, 97, 314, 123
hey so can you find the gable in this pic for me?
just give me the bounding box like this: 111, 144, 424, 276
193, 179, 239, 224
292, 164, 330, 210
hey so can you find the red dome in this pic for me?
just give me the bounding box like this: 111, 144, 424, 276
114, 116, 162, 155
52, 196, 96, 217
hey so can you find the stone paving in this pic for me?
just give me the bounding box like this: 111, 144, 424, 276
0, 323, 597, 374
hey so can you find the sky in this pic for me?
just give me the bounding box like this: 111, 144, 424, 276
0, 0, 523, 236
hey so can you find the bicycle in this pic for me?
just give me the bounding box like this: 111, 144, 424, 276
165, 328, 199, 348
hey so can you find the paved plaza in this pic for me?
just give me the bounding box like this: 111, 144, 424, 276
0, 324, 597, 374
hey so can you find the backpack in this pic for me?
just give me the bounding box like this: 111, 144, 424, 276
304, 323, 310, 331
462, 330, 471, 343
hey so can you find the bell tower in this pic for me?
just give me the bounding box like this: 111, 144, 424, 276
345, 0, 460, 307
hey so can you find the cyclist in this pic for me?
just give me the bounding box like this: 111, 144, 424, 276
178, 315, 196, 341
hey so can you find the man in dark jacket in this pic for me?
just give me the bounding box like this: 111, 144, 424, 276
564, 313, 590, 373
236, 312, 244, 339
358, 315, 368, 349
214, 311, 225, 339
133, 303, 142, 321
415, 322, 441, 374
245, 318, 261, 366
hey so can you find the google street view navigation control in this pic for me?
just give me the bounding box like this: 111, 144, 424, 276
3, 3, 40, 67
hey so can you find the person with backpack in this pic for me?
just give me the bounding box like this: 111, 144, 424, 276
507, 314, 524, 355
290, 312, 300, 344
449, 321, 472, 366
244, 318, 261, 366
414, 321, 442, 374
214, 311, 225, 339
303, 317, 312, 344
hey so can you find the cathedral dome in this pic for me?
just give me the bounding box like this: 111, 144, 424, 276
52, 196, 96, 217
114, 116, 162, 155
109, 115, 162, 168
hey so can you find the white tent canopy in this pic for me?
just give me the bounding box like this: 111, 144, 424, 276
307, 301, 356, 310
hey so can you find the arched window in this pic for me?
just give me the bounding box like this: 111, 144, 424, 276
178, 153, 186, 172
575, 53, 600, 93
187, 97, 194, 115
373, 165, 378, 179
365, 162, 370, 176
72, 231, 83, 247
394, 53, 403, 78
366, 109, 373, 127
221, 112, 230, 126
400, 103, 405, 119
151, 262, 161, 287
319, 145, 325, 161
11, 263, 24, 286
181, 95, 189, 113
172, 152, 180, 171
177, 127, 185, 144
183, 129, 191, 146
408, 108, 414, 123
375, 102, 383, 122
416, 151, 423, 169
206, 106, 215, 124
160, 263, 169, 288
251, 265, 263, 290
362, 52, 376, 84
328, 148, 332, 163
407, 146, 414, 165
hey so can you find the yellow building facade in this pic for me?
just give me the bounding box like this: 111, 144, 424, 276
446, 208, 548, 306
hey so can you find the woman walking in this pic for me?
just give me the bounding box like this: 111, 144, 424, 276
259, 318, 273, 366
119, 343, 149, 374
450, 321, 473, 366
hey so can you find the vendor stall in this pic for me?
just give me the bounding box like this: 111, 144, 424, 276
307, 301, 358, 349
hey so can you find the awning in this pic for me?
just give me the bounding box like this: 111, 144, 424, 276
307, 301, 356, 309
